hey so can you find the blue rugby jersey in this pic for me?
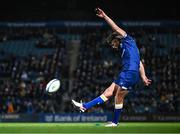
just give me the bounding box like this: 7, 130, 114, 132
119, 34, 140, 71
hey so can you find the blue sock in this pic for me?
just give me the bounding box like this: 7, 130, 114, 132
83, 95, 108, 109
112, 104, 123, 124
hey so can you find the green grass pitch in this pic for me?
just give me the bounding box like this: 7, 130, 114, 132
0, 123, 179, 133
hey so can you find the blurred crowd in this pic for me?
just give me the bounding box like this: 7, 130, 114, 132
0, 28, 69, 113
0, 28, 179, 114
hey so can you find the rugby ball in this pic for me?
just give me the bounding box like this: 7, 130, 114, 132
46, 79, 60, 93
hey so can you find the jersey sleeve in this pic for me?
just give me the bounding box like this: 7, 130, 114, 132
122, 34, 136, 46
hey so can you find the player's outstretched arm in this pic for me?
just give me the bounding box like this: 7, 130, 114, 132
95, 8, 126, 37
139, 61, 152, 86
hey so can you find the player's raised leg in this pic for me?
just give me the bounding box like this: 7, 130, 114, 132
72, 83, 117, 112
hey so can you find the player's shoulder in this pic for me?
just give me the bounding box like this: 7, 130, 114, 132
122, 33, 134, 42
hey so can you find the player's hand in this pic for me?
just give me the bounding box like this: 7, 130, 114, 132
142, 76, 152, 86
95, 8, 106, 18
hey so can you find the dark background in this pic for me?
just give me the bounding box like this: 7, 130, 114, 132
0, 0, 179, 21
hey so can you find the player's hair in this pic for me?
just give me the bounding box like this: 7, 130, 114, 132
106, 32, 122, 44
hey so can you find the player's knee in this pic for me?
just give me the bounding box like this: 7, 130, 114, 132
116, 89, 128, 98
116, 91, 122, 97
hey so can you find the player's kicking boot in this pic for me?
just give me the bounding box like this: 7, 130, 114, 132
72, 94, 108, 112
72, 100, 86, 112
105, 122, 118, 127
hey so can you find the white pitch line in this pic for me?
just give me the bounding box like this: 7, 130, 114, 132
0, 132, 179, 134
